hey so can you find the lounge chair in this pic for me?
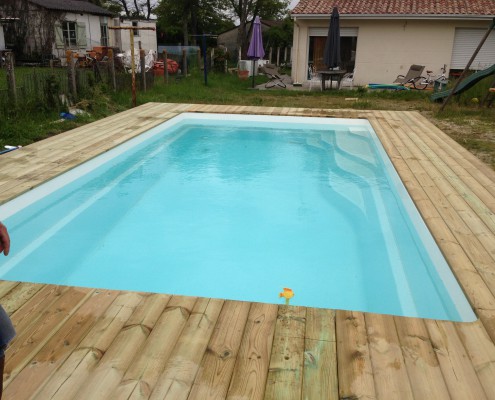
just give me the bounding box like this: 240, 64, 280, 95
393, 64, 425, 87
260, 64, 287, 88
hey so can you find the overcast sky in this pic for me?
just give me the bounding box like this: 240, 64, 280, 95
289, 0, 299, 9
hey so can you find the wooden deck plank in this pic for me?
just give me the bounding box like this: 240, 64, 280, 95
402, 111, 495, 199
3, 289, 118, 400
34, 291, 150, 400
394, 316, 451, 400
1, 104, 495, 400
455, 320, 495, 399
303, 308, 338, 400
72, 327, 149, 400
0, 282, 45, 315
226, 303, 278, 400
0, 281, 20, 299
188, 301, 251, 400
365, 313, 414, 400
264, 305, 306, 400
395, 111, 495, 233
68, 292, 162, 400
425, 320, 489, 400
4, 286, 93, 386
119, 296, 197, 400
336, 311, 376, 400
148, 298, 224, 400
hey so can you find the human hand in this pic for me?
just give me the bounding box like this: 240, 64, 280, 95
0, 222, 10, 256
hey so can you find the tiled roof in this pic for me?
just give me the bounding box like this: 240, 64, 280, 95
29, 0, 114, 16
292, 0, 495, 16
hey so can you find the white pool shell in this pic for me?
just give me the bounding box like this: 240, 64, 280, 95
0, 113, 476, 321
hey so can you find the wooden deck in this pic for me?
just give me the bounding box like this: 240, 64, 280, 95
1, 103, 495, 399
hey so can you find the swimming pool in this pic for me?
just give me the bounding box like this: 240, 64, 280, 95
0, 113, 475, 321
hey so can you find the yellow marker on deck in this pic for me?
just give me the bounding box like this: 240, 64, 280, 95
279, 288, 294, 305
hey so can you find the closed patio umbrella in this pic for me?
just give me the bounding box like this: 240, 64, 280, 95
247, 16, 265, 88
323, 7, 341, 69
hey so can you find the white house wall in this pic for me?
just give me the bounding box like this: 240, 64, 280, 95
51, 12, 110, 61
115, 20, 157, 54
0, 24, 5, 50
292, 18, 493, 86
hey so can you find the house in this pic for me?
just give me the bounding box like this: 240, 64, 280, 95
0, 0, 157, 64
0, 0, 114, 62
290, 0, 495, 86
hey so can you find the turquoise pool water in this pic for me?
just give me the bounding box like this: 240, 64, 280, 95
0, 113, 475, 321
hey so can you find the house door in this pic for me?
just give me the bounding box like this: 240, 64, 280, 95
308, 27, 358, 72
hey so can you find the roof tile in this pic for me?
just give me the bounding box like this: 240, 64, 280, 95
292, 0, 495, 16
28, 0, 113, 16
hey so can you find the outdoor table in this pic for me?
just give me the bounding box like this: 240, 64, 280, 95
317, 69, 346, 90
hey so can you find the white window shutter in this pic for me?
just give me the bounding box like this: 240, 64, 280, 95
54, 23, 64, 48
77, 23, 87, 47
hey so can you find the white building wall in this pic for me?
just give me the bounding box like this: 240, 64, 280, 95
52, 12, 112, 63
0, 25, 5, 50
114, 20, 157, 53
292, 18, 493, 86
60, 12, 104, 51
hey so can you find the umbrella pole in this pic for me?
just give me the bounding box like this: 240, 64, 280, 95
252, 60, 255, 88
203, 34, 208, 86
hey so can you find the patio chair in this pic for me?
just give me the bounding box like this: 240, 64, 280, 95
340, 70, 355, 89
308, 64, 322, 91
393, 64, 425, 86
260, 63, 286, 88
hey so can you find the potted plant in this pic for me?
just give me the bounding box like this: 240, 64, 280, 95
238, 69, 249, 80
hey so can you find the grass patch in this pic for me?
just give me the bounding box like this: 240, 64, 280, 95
1, 67, 494, 168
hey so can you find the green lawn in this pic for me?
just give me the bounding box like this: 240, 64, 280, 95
1, 67, 494, 168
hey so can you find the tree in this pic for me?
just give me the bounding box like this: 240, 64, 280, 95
226, 0, 288, 58
264, 15, 293, 48
102, 0, 156, 20
155, 0, 234, 46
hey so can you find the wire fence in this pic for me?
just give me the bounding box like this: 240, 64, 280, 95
0, 54, 158, 116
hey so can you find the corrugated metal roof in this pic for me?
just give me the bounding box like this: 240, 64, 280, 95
29, 0, 114, 16
292, 0, 495, 16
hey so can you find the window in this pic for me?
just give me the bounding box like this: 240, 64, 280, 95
62, 21, 77, 47
132, 21, 139, 36
308, 34, 357, 72
55, 21, 87, 49
100, 24, 108, 47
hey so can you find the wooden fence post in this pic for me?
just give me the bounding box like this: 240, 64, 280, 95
182, 48, 187, 76
107, 48, 117, 91
276, 47, 280, 66
5, 52, 17, 106
269, 47, 273, 64
197, 49, 201, 71
140, 49, 146, 91
163, 50, 168, 84
66, 50, 77, 101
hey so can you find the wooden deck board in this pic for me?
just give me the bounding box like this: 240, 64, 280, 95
1, 103, 495, 399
